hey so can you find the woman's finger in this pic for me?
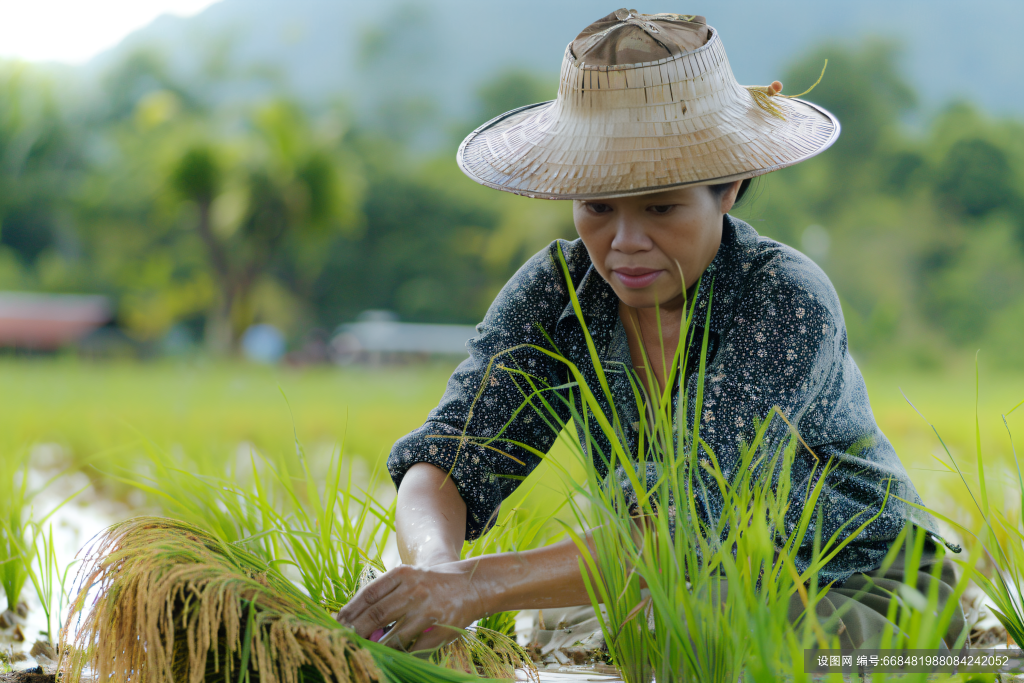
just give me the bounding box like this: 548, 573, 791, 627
339, 579, 418, 637
335, 570, 403, 629
349, 588, 424, 638
406, 622, 463, 653
379, 614, 436, 652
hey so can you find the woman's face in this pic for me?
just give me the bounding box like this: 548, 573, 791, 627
573, 182, 741, 310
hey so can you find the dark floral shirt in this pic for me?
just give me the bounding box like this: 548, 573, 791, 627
388, 215, 943, 585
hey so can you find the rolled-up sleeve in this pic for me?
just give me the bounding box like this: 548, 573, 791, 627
388, 241, 576, 540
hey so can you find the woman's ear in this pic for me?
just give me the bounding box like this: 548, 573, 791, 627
719, 180, 743, 214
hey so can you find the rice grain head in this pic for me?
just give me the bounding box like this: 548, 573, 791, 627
58, 517, 510, 683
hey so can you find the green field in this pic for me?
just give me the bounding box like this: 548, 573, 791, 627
863, 361, 1024, 516
0, 358, 456, 465
1, 357, 1021, 525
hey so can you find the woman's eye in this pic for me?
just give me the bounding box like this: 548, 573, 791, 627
649, 205, 674, 214
587, 203, 612, 214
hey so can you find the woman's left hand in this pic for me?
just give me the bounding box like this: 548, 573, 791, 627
335, 562, 490, 652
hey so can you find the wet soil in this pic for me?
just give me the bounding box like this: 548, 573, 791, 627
0, 672, 56, 683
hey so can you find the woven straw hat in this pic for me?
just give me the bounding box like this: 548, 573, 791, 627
457, 10, 839, 200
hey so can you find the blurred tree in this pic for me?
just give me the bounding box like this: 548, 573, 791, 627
907, 105, 1024, 349
783, 39, 916, 166
746, 40, 1024, 366
475, 70, 556, 123
879, 149, 927, 195
934, 137, 1015, 218
1, 33, 1018, 367
100, 49, 196, 123
312, 134, 499, 325
171, 102, 359, 352
0, 64, 80, 270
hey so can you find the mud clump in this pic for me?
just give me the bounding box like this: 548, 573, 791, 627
1, 671, 57, 683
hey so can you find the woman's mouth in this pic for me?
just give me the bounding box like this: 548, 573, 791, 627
612, 267, 663, 289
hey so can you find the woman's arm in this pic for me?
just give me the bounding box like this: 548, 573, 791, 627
387, 241, 585, 543
395, 463, 468, 567
336, 533, 597, 652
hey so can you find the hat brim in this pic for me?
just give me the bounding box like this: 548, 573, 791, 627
457, 95, 840, 201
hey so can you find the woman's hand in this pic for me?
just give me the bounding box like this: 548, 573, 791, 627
338, 533, 604, 652
336, 561, 490, 652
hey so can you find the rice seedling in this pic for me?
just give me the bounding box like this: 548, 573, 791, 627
0, 451, 85, 633
19, 522, 70, 644
103, 434, 394, 609
0, 360, 998, 683
469, 256, 815, 680
0, 452, 35, 612
101, 442, 280, 558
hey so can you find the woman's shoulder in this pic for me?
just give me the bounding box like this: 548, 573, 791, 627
724, 217, 843, 321
510, 238, 593, 291
549, 238, 593, 286
482, 238, 592, 323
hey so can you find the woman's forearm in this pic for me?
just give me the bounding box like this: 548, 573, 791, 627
458, 534, 598, 616
338, 523, 601, 648
395, 462, 468, 567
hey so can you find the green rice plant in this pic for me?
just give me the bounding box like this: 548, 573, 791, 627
97, 441, 269, 555
474, 264, 838, 679
259, 438, 395, 612
107, 437, 395, 610
863, 530, 977, 683
31, 523, 60, 643
0, 452, 34, 611
0, 451, 84, 620
17, 522, 77, 645
245, 447, 534, 677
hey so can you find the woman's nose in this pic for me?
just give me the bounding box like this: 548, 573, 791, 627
610, 217, 653, 254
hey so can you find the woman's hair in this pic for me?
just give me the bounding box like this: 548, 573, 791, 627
709, 178, 752, 205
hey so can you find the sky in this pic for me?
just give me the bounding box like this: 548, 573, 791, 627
0, 0, 221, 64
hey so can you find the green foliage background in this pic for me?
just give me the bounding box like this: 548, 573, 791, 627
0, 34, 1021, 366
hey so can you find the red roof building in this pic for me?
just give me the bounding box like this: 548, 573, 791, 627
0, 292, 112, 350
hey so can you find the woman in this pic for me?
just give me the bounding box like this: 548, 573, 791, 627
338, 10, 964, 653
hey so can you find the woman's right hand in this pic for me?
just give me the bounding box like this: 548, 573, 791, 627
336, 560, 491, 652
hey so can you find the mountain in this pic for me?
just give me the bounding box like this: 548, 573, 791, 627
88, 0, 1024, 131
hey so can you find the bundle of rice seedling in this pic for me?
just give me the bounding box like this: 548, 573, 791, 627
58, 517, 519, 683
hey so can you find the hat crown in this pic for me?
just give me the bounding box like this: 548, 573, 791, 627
570, 9, 708, 66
